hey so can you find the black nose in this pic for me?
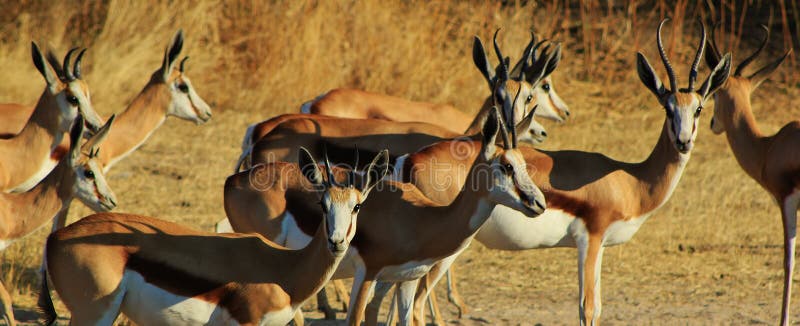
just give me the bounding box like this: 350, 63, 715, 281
565, 111, 570, 116
676, 141, 689, 152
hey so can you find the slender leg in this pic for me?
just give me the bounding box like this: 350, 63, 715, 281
292, 310, 305, 326
395, 279, 420, 326
333, 279, 351, 311
386, 288, 397, 326
780, 196, 798, 326
581, 235, 603, 326
347, 269, 376, 326
446, 266, 469, 317
0, 278, 14, 326
365, 281, 394, 326
576, 233, 588, 325
38, 208, 70, 325
426, 279, 444, 325
316, 288, 337, 320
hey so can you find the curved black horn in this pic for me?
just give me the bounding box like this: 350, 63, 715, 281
179, 56, 189, 73
493, 29, 509, 81
520, 33, 536, 81
708, 21, 722, 59
63, 47, 79, 81
688, 19, 707, 92
736, 25, 769, 77
73, 48, 87, 79
657, 19, 678, 92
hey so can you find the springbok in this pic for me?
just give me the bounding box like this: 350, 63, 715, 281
391, 19, 732, 325
234, 31, 562, 172
234, 33, 558, 174
39, 147, 388, 326
705, 24, 797, 326
0, 30, 212, 172
0, 44, 104, 193
224, 105, 546, 325
300, 31, 566, 144
0, 114, 116, 326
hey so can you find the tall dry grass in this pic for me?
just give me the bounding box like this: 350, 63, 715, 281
0, 0, 798, 323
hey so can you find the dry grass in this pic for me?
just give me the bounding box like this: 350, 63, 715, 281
0, 0, 798, 324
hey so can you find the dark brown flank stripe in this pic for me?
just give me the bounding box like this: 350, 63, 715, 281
127, 254, 289, 324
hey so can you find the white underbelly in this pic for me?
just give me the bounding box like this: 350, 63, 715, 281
603, 214, 651, 246
120, 270, 239, 326
475, 206, 578, 249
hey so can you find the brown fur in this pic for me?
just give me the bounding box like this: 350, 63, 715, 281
46, 212, 341, 325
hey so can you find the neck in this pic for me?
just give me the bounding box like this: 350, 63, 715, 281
464, 98, 493, 134
631, 120, 691, 213
286, 224, 340, 306
99, 82, 169, 170
0, 91, 65, 192
0, 162, 68, 241
717, 85, 769, 181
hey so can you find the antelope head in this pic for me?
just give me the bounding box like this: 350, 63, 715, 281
637, 18, 732, 154
482, 96, 546, 218
34, 43, 104, 133
299, 147, 389, 256
475, 30, 563, 143
155, 29, 212, 124
65, 115, 117, 212
705, 24, 792, 134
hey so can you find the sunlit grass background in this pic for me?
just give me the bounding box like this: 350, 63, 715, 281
0, 0, 799, 324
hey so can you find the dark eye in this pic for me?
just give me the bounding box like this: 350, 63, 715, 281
526, 95, 533, 103
67, 95, 79, 105
84, 170, 95, 179
352, 203, 362, 214
177, 83, 189, 93
542, 84, 550, 91
695, 106, 703, 117
503, 163, 514, 174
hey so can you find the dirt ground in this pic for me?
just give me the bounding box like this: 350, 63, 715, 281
9, 79, 800, 325
1, 2, 800, 325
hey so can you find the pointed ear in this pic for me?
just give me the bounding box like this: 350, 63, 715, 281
362, 149, 389, 197
67, 115, 85, 165
514, 105, 536, 137
481, 107, 501, 160
749, 50, 791, 89
636, 52, 668, 101
473, 36, 496, 90
698, 53, 733, 101
81, 114, 115, 153
299, 147, 325, 187
162, 29, 185, 80
31, 42, 59, 86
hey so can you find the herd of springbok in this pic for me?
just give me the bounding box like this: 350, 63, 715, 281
0, 17, 795, 326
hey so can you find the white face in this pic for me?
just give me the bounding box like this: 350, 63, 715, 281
73, 158, 117, 212
167, 75, 212, 124
56, 81, 103, 133
532, 77, 570, 123
521, 118, 547, 144
495, 80, 535, 129
319, 188, 362, 256
663, 93, 704, 154
489, 149, 546, 217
